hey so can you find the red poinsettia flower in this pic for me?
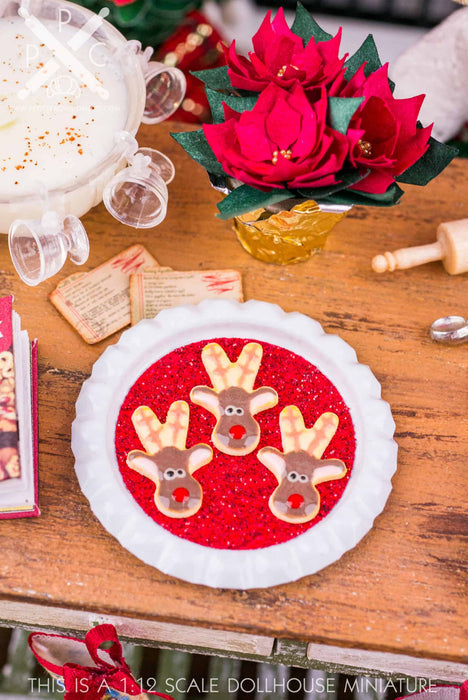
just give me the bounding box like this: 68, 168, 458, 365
109, 0, 137, 6
224, 8, 346, 93
203, 82, 349, 191
332, 63, 432, 194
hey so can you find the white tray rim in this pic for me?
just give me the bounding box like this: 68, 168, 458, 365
72, 299, 398, 589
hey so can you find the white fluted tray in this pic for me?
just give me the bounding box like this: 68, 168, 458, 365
72, 300, 397, 589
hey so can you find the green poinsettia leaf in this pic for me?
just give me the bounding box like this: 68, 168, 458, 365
323, 182, 404, 207
217, 185, 294, 220
206, 88, 257, 124
396, 137, 458, 186
447, 138, 468, 158
112, 0, 145, 25
328, 97, 364, 134
296, 168, 370, 200
344, 34, 382, 80
222, 93, 258, 113
171, 130, 226, 177
291, 2, 333, 44
192, 66, 232, 91
205, 88, 226, 124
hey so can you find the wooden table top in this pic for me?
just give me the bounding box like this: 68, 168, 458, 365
0, 122, 466, 667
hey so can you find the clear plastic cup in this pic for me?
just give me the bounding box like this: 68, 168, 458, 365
9, 212, 89, 286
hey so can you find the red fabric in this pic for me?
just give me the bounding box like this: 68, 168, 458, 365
331, 63, 432, 194
29, 624, 174, 700
203, 82, 350, 190
224, 8, 345, 94
155, 11, 227, 123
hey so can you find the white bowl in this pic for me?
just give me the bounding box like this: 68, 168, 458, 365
72, 300, 398, 589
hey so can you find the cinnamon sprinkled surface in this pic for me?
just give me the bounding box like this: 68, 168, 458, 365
0, 17, 129, 197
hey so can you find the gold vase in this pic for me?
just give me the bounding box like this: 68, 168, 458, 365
233, 199, 350, 265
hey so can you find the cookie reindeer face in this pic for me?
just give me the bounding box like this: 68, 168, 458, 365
258, 406, 347, 524
190, 342, 278, 456
126, 401, 212, 518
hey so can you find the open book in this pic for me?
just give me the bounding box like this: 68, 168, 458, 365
0, 296, 39, 518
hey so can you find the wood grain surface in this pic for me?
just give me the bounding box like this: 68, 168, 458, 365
0, 122, 466, 666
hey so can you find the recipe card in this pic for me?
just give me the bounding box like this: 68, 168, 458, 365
130, 269, 244, 325
50, 245, 160, 344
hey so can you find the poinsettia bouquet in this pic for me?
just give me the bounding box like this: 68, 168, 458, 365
173, 3, 457, 220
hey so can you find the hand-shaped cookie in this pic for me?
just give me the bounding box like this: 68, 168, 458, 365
126, 401, 212, 518
258, 406, 347, 524
190, 342, 278, 456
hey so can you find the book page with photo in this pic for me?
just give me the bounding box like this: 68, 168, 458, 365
0, 296, 39, 518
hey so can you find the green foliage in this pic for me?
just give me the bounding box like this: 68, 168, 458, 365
328, 97, 364, 134
173, 2, 458, 218
344, 34, 382, 80
112, 0, 144, 24
291, 2, 333, 43
397, 138, 459, 185
217, 185, 294, 220
297, 169, 370, 199
192, 66, 232, 92
447, 139, 468, 158
323, 182, 404, 207
75, 0, 209, 46
206, 89, 258, 124
171, 130, 225, 177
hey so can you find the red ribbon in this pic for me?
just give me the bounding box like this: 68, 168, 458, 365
30, 624, 174, 700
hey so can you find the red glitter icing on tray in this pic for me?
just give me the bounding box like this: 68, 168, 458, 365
115, 338, 356, 550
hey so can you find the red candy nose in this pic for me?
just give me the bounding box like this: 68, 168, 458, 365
172, 487, 190, 504
287, 493, 304, 510
229, 424, 246, 440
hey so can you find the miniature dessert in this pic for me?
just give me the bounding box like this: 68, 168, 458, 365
0, 17, 128, 202
191, 342, 278, 456
258, 407, 347, 524
73, 300, 397, 588
127, 402, 212, 518
116, 337, 356, 549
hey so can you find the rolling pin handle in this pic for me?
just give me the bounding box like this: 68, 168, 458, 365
372, 252, 397, 273
372, 241, 444, 273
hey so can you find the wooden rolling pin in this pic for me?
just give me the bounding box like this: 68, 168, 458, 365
372, 219, 468, 275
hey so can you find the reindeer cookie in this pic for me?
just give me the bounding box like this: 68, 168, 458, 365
258, 406, 347, 524
190, 342, 278, 456
126, 401, 212, 518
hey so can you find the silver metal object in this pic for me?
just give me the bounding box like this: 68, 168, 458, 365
430, 315, 468, 344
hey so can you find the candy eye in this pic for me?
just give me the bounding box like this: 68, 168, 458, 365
299, 474, 308, 483
225, 405, 236, 415
287, 471, 299, 482
164, 469, 176, 480
176, 469, 185, 478
235, 407, 244, 416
